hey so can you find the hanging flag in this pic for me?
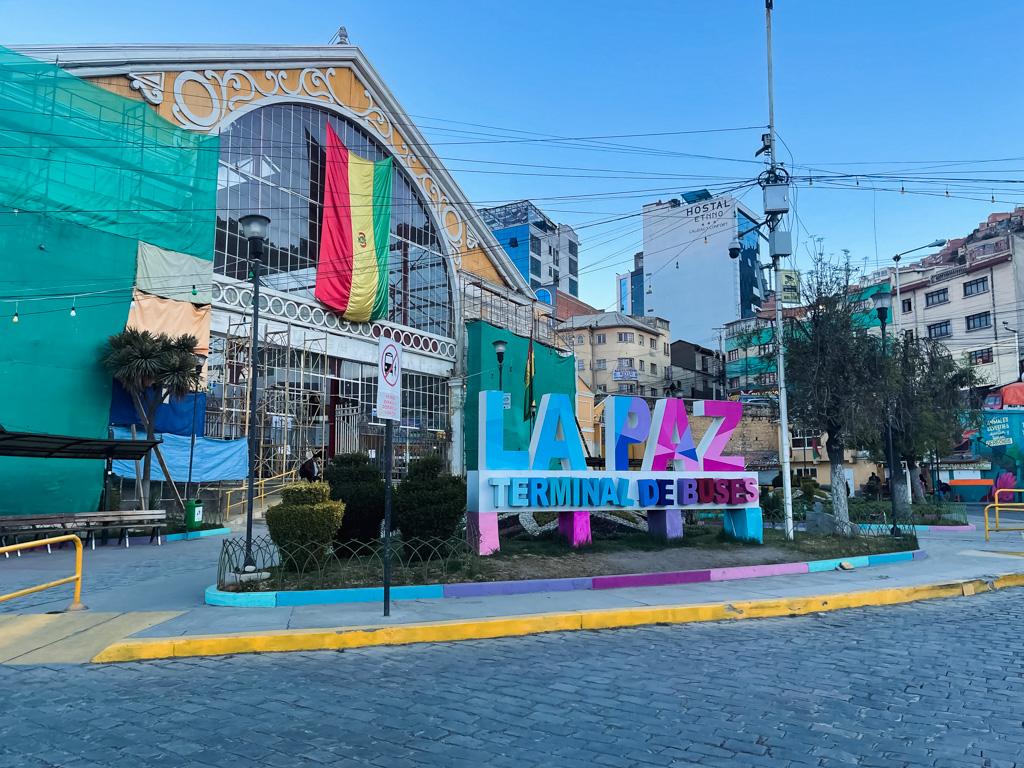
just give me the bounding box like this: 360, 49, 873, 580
524, 338, 536, 421
811, 438, 821, 460
315, 123, 393, 322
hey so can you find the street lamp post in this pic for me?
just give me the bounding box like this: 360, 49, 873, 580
238, 213, 271, 571
1003, 321, 1021, 382
492, 339, 507, 391
892, 239, 946, 336
872, 289, 900, 536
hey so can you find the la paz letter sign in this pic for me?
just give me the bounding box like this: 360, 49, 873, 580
467, 392, 762, 555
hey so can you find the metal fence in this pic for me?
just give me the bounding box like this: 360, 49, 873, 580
759, 490, 966, 536
217, 534, 480, 592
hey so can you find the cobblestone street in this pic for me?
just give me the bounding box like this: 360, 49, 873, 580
3, 590, 1024, 767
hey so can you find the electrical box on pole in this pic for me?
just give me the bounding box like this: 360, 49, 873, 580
763, 183, 790, 215
769, 230, 793, 258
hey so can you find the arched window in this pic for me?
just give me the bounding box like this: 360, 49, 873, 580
214, 103, 454, 337
577, 335, 584, 345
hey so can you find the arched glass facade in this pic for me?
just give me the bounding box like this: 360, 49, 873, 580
214, 103, 454, 338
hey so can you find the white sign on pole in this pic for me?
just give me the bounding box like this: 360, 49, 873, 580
376, 337, 402, 421
502, 392, 512, 410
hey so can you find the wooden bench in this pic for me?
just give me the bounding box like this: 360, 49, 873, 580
0, 511, 168, 555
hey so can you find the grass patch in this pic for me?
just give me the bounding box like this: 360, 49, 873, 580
764, 528, 919, 559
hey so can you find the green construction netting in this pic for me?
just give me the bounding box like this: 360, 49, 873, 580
0, 46, 220, 514
464, 320, 578, 472
0, 46, 218, 259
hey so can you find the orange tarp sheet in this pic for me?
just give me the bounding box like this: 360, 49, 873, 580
126, 289, 210, 354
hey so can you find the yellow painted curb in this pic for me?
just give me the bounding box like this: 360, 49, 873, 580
91, 573, 1024, 664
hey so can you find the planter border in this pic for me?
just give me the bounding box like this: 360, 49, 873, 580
206, 548, 926, 608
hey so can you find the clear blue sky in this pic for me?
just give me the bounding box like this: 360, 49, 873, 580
6, 0, 1022, 326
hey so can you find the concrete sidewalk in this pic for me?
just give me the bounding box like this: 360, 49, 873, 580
2, 510, 1024, 663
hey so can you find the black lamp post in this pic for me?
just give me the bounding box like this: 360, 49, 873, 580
185, 353, 208, 503
492, 339, 508, 391
872, 288, 900, 536
238, 213, 271, 570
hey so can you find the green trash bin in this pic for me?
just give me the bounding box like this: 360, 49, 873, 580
185, 499, 204, 532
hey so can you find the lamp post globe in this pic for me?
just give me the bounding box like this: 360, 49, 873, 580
492, 339, 508, 391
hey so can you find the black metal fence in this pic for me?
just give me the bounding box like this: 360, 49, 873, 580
217, 534, 479, 592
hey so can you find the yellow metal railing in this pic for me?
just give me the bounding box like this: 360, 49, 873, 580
984, 488, 1024, 541
221, 469, 298, 524
0, 535, 87, 611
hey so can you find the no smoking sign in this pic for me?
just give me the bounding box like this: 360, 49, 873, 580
376, 337, 402, 421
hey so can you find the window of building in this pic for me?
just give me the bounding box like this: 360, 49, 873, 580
964, 277, 990, 297
568, 241, 578, 258
530, 257, 542, 276
568, 259, 578, 277
727, 377, 740, 389
595, 359, 607, 370
664, 366, 673, 380
795, 468, 818, 478
576, 335, 584, 345
530, 278, 541, 289
638, 334, 645, 346
617, 383, 636, 394
638, 360, 645, 371
904, 329, 914, 342
663, 343, 670, 355
925, 288, 949, 307
902, 298, 912, 314
568, 278, 578, 296
577, 360, 585, 371
617, 332, 634, 343
791, 429, 820, 449
928, 320, 952, 339
618, 358, 634, 368
966, 311, 992, 331
727, 349, 740, 362
595, 334, 606, 345
969, 348, 993, 365
760, 372, 777, 386
530, 235, 541, 255
650, 337, 656, 349
758, 343, 773, 357
651, 363, 658, 375
638, 385, 646, 396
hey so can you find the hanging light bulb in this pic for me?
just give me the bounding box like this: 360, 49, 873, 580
946, 189, 950, 198
12, 302, 18, 323
192, 285, 198, 296
992, 193, 996, 204
704, 236, 708, 244
808, 178, 813, 186
130, 299, 136, 310
70, 298, 76, 317
900, 184, 905, 195
855, 177, 859, 186
675, 261, 679, 269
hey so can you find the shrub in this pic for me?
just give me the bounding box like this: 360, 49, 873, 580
266, 481, 344, 571
393, 456, 466, 542
324, 452, 386, 543
761, 488, 783, 519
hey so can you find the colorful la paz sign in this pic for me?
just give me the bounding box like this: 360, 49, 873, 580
467, 392, 762, 555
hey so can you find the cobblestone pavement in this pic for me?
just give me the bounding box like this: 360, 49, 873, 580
3, 590, 1024, 767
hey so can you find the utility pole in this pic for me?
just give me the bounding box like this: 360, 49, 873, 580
764, 0, 795, 540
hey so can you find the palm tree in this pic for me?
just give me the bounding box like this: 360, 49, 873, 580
103, 329, 201, 506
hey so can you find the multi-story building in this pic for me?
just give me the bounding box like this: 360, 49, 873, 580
641, 192, 765, 342
479, 200, 580, 297
888, 210, 1024, 387
668, 340, 723, 399
614, 252, 645, 316
556, 313, 672, 397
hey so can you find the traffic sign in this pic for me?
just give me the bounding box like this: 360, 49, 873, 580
376, 337, 402, 421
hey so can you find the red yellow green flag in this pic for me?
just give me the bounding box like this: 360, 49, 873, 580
315, 123, 393, 322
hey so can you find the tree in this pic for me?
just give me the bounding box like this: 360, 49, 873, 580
782, 258, 881, 532
103, 329, 201, 507
889, 338, 984, 508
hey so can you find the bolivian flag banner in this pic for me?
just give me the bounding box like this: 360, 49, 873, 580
315, 123, 393, 322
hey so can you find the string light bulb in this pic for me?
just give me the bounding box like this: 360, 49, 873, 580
808, 178, 813, 186
12, 302, 18, 323
192, 285, 198, 296
992, 193, 996, 204
946, 189, 950, 198
900, 184, 905, 195
704, 236, 708, 244
70, 298, 76, 317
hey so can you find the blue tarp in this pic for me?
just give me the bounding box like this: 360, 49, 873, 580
111, 426, 247, 482
109, 380, 206, 437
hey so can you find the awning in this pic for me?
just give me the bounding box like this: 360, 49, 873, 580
0, 427, 159, 460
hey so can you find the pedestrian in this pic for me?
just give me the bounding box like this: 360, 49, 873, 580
298, 450, 320, 483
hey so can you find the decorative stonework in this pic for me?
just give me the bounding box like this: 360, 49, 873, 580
146, 66, 468, 267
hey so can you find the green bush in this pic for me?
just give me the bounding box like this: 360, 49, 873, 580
324, 452, 386, 543
761, 488, 783, 519
266, 481, 344, 571
393, 456, 466, 541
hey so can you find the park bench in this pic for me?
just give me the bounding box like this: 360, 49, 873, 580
0, 510, 167, 555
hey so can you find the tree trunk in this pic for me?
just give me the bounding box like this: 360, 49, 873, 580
825, 429, 851, 531
907, 458, 926, 503
890, 463, 912, 525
